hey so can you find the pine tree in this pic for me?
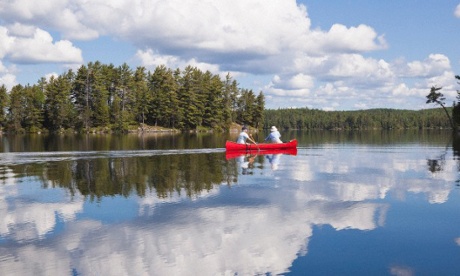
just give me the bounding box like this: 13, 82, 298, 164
148, 65, 179, 128
23, 84, 45, 132
0, 85, 8, 130
132, 66, 150, 128
253, 91, 265, 128
89, 61, 110, 128
7, 85, 25, 132
44, 72, 75, 131
236, 89, 256, 126
202, 73, 224, 129
113, 63, 134, 131
176, 66, 202, 129
72, 65, 92, 130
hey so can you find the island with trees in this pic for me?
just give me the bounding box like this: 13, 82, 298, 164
0, 61, 265, 133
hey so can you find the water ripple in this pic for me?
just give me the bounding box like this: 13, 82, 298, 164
0, 148, 226, 165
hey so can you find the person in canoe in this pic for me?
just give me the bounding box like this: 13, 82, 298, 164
264, 126, 282, 143
237, 126, 257, 145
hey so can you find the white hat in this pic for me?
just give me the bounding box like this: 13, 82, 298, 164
270, 126, 277, 132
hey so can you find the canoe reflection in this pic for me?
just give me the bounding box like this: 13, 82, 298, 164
226, 148, 297, 173
225, 148, 297, 160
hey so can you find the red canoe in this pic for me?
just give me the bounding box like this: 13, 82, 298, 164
225, 139, 297, 151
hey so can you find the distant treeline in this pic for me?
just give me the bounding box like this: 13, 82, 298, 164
263, 108, 453, 130
0, 61, 265, 133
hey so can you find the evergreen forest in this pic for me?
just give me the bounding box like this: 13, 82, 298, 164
0, 61, 265, 133
264, 107, 453, 130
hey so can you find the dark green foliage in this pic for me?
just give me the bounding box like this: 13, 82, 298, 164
148, 65, 180, 128
0, 85, 8, 129
132, 66, 150, 127
222, 73, 238, 125
1, 61, 263, 132
455, 75, 460, 129
7, 84, 25, 132
254, 92, 265, 128
202, 73, 225, 130
6, 84, 45, 132
264, 108, 453, 130
235, 88, 263, 128
44, 73, 75, 131
176, 66, 204, 129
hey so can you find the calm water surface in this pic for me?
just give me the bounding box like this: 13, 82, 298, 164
0, 131, 459, 275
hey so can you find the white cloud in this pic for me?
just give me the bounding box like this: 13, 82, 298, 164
326, 54, 393, 81
0, 178, 84, 239
390, 265, 414, 276
0, 73, 17, 90
0, 0, 385, 68
123, 0, 312, 55
305, 24, 387, 54
0, 24, 83, 64
272, 73, 315, 90
262, 51, 456, 109
44, 72, 59, 82
399, 54, 451, 78
263, 54, 396, 105
8, 27, 83, 63
7, 22, 40, 37
455, 4, 460, 18
391, 83, 413, 96
135, 49, 221, 74
0, 0, 99, 40
0, 60, 17, 89
0, 27, 15, 58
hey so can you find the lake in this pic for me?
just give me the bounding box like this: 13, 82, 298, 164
0, 130, 459, 275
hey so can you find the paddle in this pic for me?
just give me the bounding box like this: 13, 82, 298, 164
249, 134, 260, 151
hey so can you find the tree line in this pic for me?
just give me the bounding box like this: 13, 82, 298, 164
264, 107, 453, 130
0, 61, 265, 133
264, 74, 460, 131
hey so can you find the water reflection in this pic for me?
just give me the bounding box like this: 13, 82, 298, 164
0, 167, 388, 275
1, 132, 460, 275
0, 151, 233, 200
236, 153, 256, 175
0, 132, 232, 153
428, 134, 460, 185
266, 154, 283, 170
227, 149, 297, 174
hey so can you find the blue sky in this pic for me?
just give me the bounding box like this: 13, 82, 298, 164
0, 0, 459, 110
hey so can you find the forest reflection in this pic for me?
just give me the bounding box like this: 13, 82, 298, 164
0, 129, 453, 153
426, 134, 460, 184
0, 129, 457, 200
0, 153, 241, 200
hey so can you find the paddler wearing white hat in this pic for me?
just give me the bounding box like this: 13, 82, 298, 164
264, 126, 282, 143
